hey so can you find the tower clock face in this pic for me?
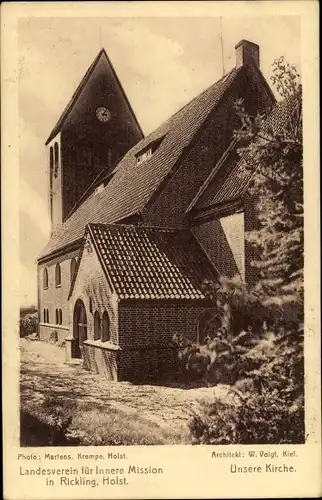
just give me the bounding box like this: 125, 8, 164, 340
96, 107, 111, 122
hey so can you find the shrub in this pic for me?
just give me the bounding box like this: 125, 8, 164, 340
190, 388, 304, 445
48, 330, 59, 344
20, 312, 38, 337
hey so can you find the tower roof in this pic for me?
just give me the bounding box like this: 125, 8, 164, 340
45, 48, 143, 145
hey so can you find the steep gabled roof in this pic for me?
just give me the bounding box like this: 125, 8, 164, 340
69, 223, 217, 300
45, 48, 143, 145
39, 66, 242, 260
39, 61, 274, 261
188, 92, 300, 212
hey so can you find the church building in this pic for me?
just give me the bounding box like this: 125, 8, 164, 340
38, 39, 279, 381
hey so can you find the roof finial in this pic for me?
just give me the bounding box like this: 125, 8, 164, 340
220, 17, 225, 76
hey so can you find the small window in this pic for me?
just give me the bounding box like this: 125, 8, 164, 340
136, 148, 152, 165
94, 311, 101, 341
54, 142, 59, 177
135, 136, 165, 165
43, 309, 46, 323
55, 309, 59, 325
70, 258, 77, 281
89, 298, 93, 314
59, 309, 63, 325
55, 263, 61, 287
43, 268, 48, 289
101, 311, 110, 342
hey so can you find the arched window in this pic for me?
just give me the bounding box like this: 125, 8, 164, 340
93, 311, 101, 341
101, 311, 110, 342
70, 258, 77, 281
59, 309, 63, 325
54, 142, 59, 177
43, 268, 48, 289
55, 309, 59, 325
55, 263, 61, 287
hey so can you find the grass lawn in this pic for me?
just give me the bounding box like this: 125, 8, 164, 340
20, 338, 232, 446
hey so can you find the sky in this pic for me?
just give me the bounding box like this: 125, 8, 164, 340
19, 15, 301, 306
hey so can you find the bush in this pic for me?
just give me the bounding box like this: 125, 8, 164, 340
20, 312, 38, 337
187, 277, 304, 444
190, 388, 304, 445
48, 330, 59, 344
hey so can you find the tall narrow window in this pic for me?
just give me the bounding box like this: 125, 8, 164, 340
94, 311, 101, 341
55, 263, 61, 287
54, 142, 59, 177
59, 309, 63, 325
46, 309, 50, 324
55, 309, 59, 325
49, 147, 54, 224
43, 309, 46, 323
43, 268, 48, 289
70, 258, 77, 281
101, 311, 110, 342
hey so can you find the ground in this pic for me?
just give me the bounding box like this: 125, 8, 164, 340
20, 338, 233, 446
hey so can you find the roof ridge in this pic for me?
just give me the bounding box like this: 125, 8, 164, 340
122, 67, 239, 159
88, 222, 185, 233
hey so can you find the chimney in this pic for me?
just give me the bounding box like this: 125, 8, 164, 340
235, 40, 260, 69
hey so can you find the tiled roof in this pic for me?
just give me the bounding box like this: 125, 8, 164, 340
189, 93, 300, 210
45, 49, 143, 145
73, 223, 218, 300
39, 66, 242, 260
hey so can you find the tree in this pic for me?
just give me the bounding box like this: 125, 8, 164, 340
189, 58, 305, 445
234, 57, 303, 311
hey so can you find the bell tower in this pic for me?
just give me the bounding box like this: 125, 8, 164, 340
45, 49, 144, 233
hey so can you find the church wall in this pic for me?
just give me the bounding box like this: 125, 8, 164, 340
70, 234, 119, 344
69, 234, 119, 378
38, 248, 80, 343
117, 300, 209, 382
191, 196, 261, 286
191, 213, 245, 281
142, 94, 236, 228
142, 68, 272, 229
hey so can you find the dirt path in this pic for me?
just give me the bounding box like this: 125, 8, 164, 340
20, 338, 232, 441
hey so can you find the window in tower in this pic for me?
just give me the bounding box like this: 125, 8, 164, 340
54, 142, 59, 178
49, 147, 54, 224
